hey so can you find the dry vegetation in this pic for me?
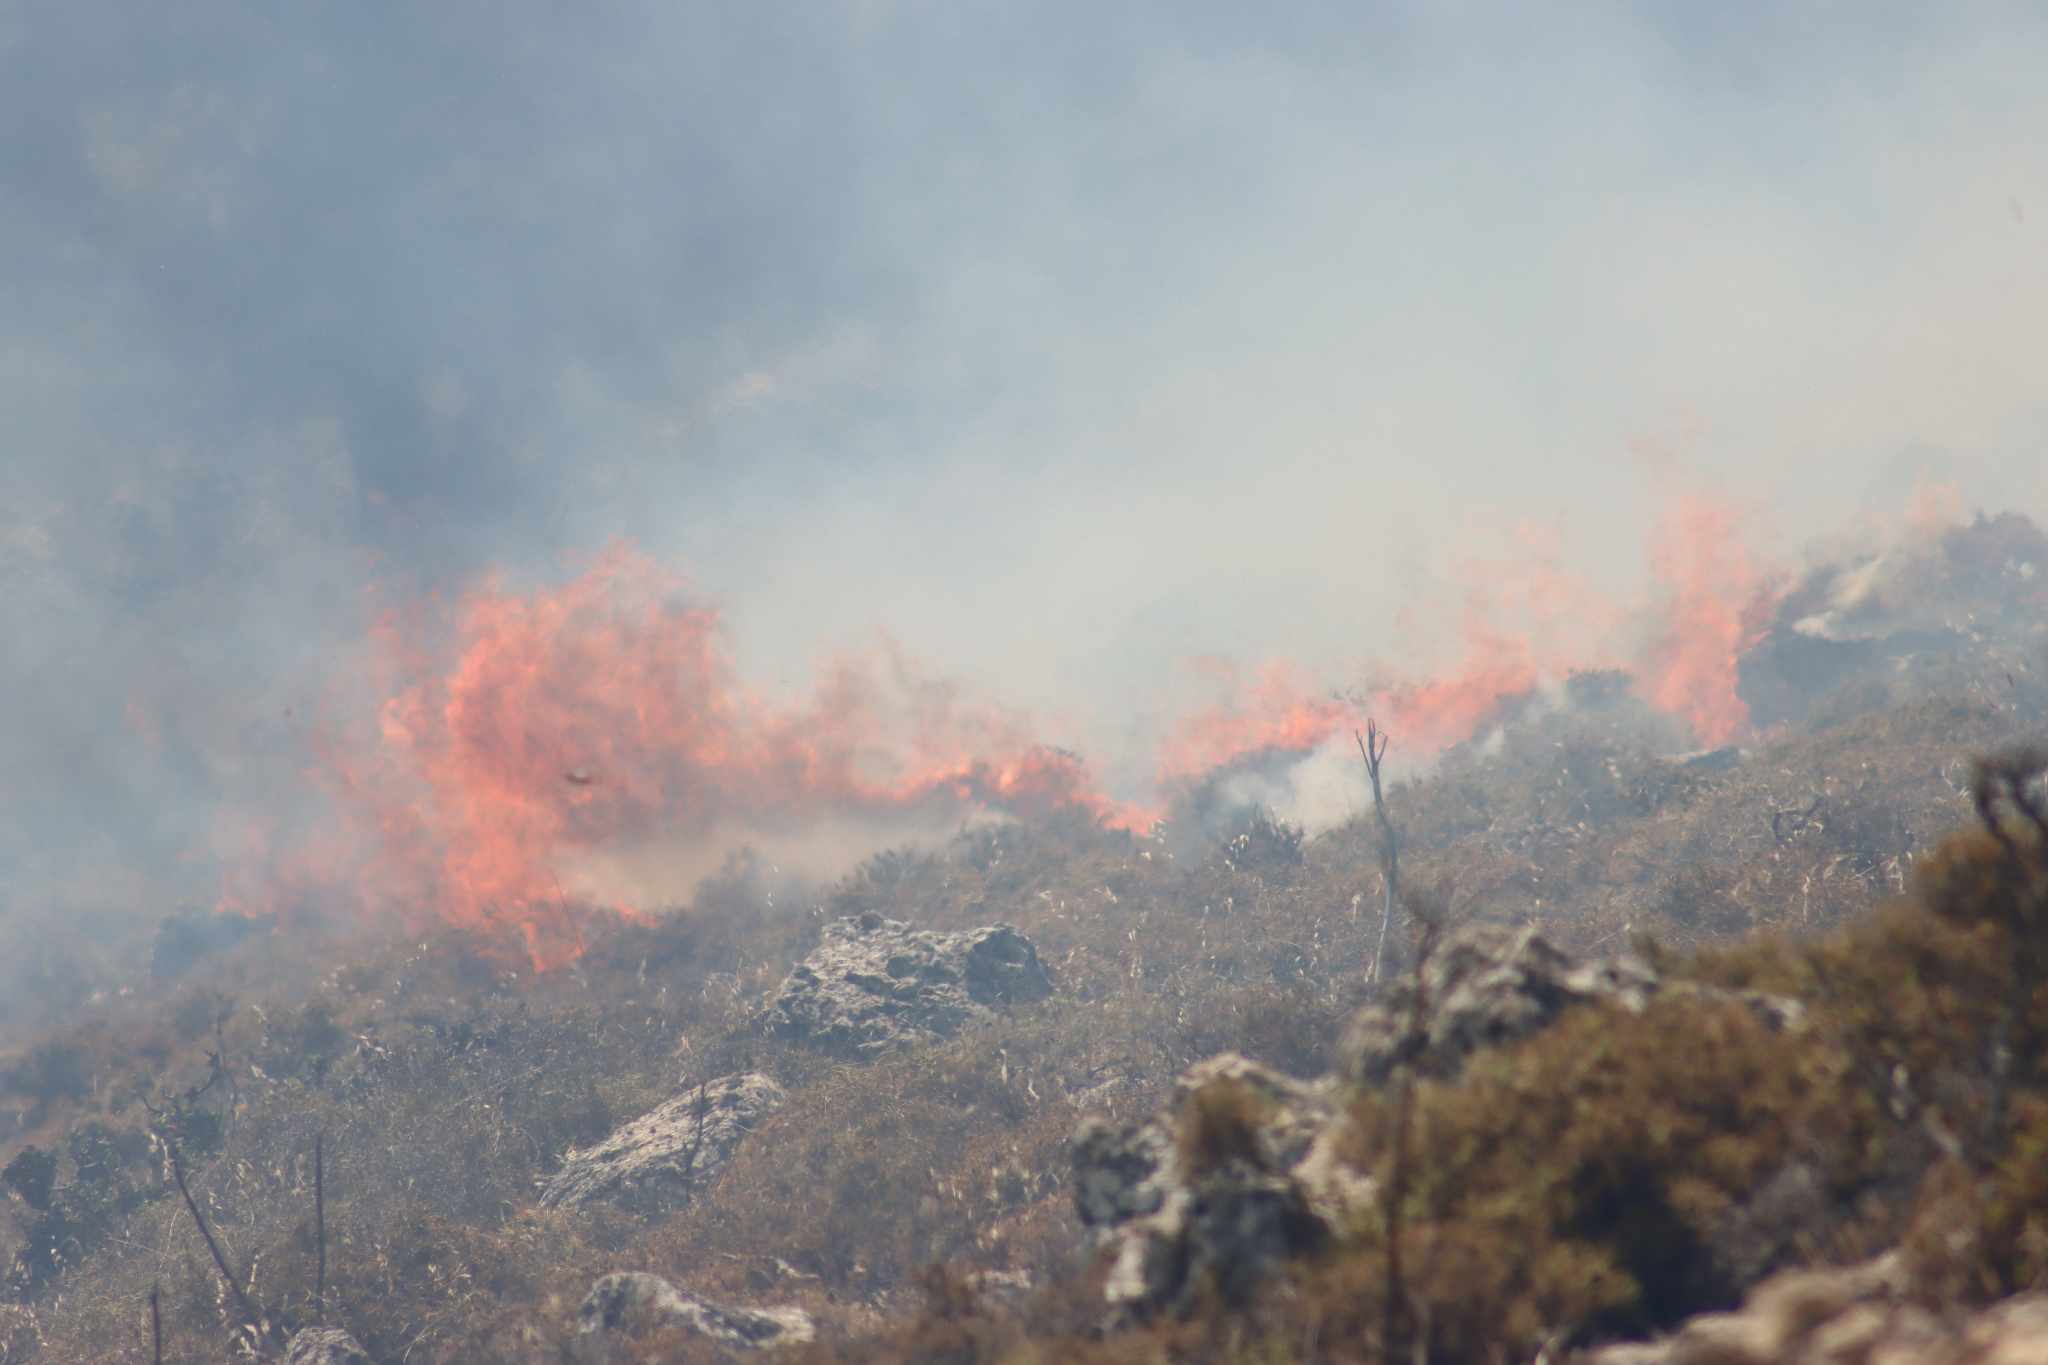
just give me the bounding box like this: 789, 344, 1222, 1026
2, 544, 2046, 1362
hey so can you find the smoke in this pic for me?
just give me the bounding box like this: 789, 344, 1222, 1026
7, 5, 2048, 978
216, 544, 1145, 964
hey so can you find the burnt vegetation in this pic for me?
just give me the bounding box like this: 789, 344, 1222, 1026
2, 514, 2047, 1362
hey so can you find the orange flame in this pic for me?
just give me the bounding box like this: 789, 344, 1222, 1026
221, 494, 1794, 961
1640, 496, 1780, 746
1155, 661, 1360, 782
238, 545, 1149, 968
1156, 494, 1779, 776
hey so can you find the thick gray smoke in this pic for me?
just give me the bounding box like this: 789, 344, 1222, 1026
6, 3, 2048, 1003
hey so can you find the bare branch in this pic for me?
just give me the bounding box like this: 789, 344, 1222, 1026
315, 1130, 327, 1324
680, 1080, 712, 1197
161, 1133, 261, 1330
1964, 745, 2048, 1161
1380, 908, 1443, 1361
1358, 722, 1403, 984
1972, 745, 2048, 859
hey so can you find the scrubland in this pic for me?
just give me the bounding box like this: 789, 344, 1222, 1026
5, 526, 2047, 1364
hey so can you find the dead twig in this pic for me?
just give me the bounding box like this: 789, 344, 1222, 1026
161, 1132, 262, 1331
1967, 746, 2048, 1159
1770, 795, 1825, 846
1973, 746, 2048, 858
1381, 905, 1443, 1363
1358, 722, 1402, 984
315, 1130, 327, 1324
680, 1079, 712, 1196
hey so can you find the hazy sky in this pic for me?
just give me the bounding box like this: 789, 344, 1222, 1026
6, 2, 2048, 922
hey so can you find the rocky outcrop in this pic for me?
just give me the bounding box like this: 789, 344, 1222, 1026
1735, 512, 2048, 730
281, 1327, 372, 1365
1338, 923, 1661, 1087
1073, 925, 1804, 1322
540, 1072, 785, 1215
1577, 1253, 2048, 1364
575, 1272, 813, 1359
1337, 923, 1800, 1088
1072, 1053, 1342, 1320
764, 913, 1054, 1059
1072, 1115, 1180, 1232
965, 1268, 1035, 1304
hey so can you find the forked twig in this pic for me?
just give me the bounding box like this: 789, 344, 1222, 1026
1358, 722, 1402, 983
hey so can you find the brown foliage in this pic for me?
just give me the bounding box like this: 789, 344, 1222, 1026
10, 683, 2048, 1362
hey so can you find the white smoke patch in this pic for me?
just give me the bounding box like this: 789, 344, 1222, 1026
9, 2, 2048, 1005
1202, 738, 1359, 837
1192, 668, 1679, 841
558, 810, 1010, 913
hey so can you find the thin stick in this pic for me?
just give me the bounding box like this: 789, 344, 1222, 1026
149, 1283, 162, 1365
680, 1080, 711, 1196
165, 1135, 261, 1329
1357, 722, 1401, 984
1971, 748, 2048, 1161
314, 1130, 326, 1323
1381, 912, 1442, 1364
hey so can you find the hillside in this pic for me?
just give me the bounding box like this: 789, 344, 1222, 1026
3, 514, 2047, 1364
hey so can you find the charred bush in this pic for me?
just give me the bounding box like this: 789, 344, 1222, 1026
1, 1145, 57, 1212
1218, 809, 1306, 878
5, 1040, 92, 1110
4, 1125, 155, 1298
151, 908, 264, 979
169, 987, 234, 1043
260, 1001, 349, 1085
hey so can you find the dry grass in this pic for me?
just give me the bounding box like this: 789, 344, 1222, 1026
2, 640, 2046, 1361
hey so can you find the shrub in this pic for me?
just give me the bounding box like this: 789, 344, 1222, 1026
1177, 1078, 1271, 1178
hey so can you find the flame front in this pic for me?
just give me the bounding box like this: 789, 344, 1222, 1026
259, 546, 1149, 967
1641, 496, 1780, 746
219, 494, 1792, 965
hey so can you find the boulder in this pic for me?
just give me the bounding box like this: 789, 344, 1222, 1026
1169, 1052, 1335, 1169
576, 1272, 813, 1358
1074, 929, 1805, 1323
1072, 1053, 1336, 1321
540, 1072, 785, 1215
764, 913, 1053, 1059
1072, 1116, 1180, 1232
965, 1268, 1035, 1305
1569, 1253, 2048, 1365
282, 1327, 372, 1365
1734, 512, 2048, 730
1963, 1295, 2048, 1365
1338, 923, 1661, 1087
